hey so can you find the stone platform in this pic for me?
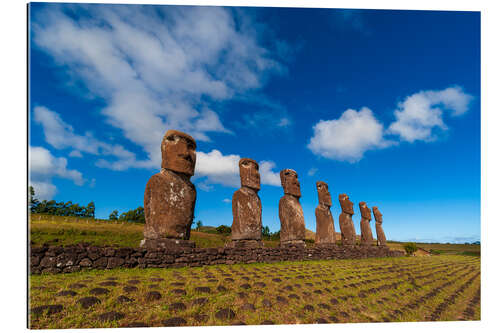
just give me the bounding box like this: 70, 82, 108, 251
30, 243, 404, 274
140, 238, 195, 250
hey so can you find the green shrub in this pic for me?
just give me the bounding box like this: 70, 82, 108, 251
215, 225, 232, 235
430, 249, 442, 255
404, 242, 418, 256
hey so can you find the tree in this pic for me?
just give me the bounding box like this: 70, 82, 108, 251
404, 242, 418, 256
118, 206, 145, 223
86, 202, 95, 218
262, 225, 271, 238
109, 210, 119, 221
28, 186, 39, 212
195, 220, 203, 230
216, 225, 231, 235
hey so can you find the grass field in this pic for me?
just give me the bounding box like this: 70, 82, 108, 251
29, 254, 480, 328
29, 214, 480, 255
28, 214, 481, 328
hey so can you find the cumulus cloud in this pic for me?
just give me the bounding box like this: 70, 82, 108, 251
387, 86, 473, 142
32, 4, 287, 170
308, 107, 393, 162
194, 149, 281, 190
259, 161, 281, 186
222, 198, 231, 203
308, 86, 473, 162
29, 146, 85, 199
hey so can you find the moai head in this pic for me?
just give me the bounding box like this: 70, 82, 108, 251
339, 193, 355, 215
316, 181, 332, 207
280, 169, 301, 198
239, 158, 260, 191
161, 130, 197, 177
359, 201, 372, 221
372, 206, 383, 223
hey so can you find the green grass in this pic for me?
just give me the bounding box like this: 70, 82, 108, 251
29, 254, 481, 328
30, 214, 480, 255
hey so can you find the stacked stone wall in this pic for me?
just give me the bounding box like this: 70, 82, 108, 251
30, 243, 404, 274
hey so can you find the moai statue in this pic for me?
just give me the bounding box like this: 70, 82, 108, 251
279, 169, 306, 247
372, 206, 387, 246
314, 181, 336, 245
142, 130, 197, 249
338, 194, 356, 246
359, 202, 374, 246
229, 158, 263, 248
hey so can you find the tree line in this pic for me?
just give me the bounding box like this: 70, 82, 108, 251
29, 186, 95, 218
29, 186, 283, 233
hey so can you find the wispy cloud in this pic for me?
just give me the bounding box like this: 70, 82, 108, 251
307, 168, 318, 176
333, 9, 371, 36
32, 4, 288, 170
34, 106, 141, 170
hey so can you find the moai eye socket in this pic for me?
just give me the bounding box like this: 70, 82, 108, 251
285, 171, 290, 176
187, 142, 195, 150
166, 135, 175, 142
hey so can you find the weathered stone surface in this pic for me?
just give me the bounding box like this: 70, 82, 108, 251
373, 206, 387, 246
314, 181, 336, 244
359, 202, 374, 246
339, 194, 356, 246
143, 130, 197, 242
231, 158, 262, 242
29, 242, 404, 274
279, 169, 305, 246
140, 238, 195, 250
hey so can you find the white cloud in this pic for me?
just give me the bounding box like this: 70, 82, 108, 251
32, 5, 286, 170
222, 198, 231, 203
34, 106, 142, 169
29, 146, 85, 199
387, 86, 473, 142
308, 86, 473, 162
308, 107, 393, 162
194, 149, 281, 189
69, 150, 83, 158
195, 149, 241, 187
307, 168, 318, 176
29, 181, 57, 200
259, 161, 281, 186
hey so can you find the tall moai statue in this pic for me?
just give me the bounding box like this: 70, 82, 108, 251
359, 202, 374, 246
142, 130, 197, 249
338, 194, 356, 246
279, 169, 306, 246
314, 181, 336, 244
372, 206, 387, 246
229, 158, 263, 248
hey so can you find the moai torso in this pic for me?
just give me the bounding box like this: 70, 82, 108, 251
143, 130, 197, 241
359, 202, 374, 246
339, 194, 356, 245
231, 158, 262, 241
373, 206, 387, 246
315, 181, 336, 244
279, 169, 306, 244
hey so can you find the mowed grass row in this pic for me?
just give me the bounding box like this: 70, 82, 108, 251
29, 255, 480, 328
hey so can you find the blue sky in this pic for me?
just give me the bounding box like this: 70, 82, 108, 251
28, 3, 480, 243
